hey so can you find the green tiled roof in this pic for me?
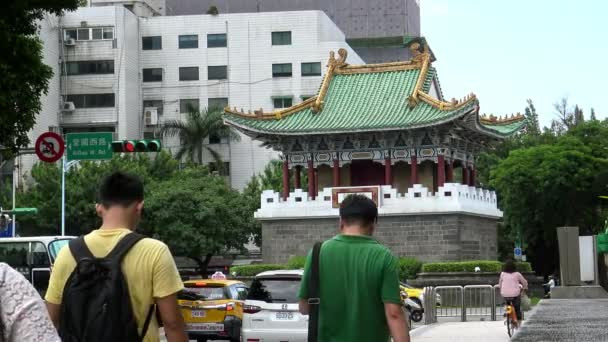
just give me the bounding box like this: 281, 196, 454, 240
224, 52, 525, 138
225, 69, 480, 135
480, 120, 527, 135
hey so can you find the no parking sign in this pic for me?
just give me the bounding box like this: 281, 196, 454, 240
35, 132, 65, 163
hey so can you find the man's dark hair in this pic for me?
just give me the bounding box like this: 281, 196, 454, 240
503, 259, 517, 273
98, 171, 144, 207
339, 194, 378, 228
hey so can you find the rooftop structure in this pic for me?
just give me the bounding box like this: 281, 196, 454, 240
224, 39, 526, 263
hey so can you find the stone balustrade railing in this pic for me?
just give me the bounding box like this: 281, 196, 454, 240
256, 183, 502, 219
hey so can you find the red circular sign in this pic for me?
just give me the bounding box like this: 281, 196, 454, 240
35, 132, 65, 163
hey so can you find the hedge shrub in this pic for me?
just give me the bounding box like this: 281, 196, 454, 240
230, 264, 285, 276
515, 262, 532, 273
287, 256, 306, 269
422, 260, 503, 273
421, 260, 533, 273
397, 257, 423, 280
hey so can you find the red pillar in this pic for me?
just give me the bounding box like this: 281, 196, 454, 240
410, 156, 419, 185
384, 157, 392, 186
437, 154, 446, 187
307, 159, 315, 200
314, 168, 319, 196
462, 164, 470, 185
469, 166, 476, 187
294, 165, 301, 189
332, 159, 340, 187
446, 160, 454, 183
282, 158, 289, 201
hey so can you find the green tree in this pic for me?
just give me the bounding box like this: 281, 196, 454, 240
160, 108, 240, 168
242, 160, 309, 245
524, 99, 540, 136
0, 0, 78, 157
590, 108, 597, 121
15, 151, 178, 236
490, 124, 608, 275
142, 169, 257, 277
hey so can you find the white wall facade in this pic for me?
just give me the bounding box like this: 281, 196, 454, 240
31, 8, 362, 190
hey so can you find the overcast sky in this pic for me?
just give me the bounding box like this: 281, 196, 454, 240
421, 0, 607, 128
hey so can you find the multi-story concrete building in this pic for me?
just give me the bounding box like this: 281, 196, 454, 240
165, 0, 421, 63
16, 5, 363, 190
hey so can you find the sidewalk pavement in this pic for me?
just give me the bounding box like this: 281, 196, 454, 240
410, 320, 510, 342
511, 299, 608, 342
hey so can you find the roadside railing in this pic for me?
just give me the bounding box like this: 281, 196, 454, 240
422, 285, 499, 324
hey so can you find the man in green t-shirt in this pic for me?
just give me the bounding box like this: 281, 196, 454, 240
298, 194, 410, 342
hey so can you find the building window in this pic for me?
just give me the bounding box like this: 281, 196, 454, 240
64, 29, 77, 40
143, 68, 163, 82
301, 62, 321, 76
143, 100, 163, 115
180, 99, 199, 113
65, 94, 115, 108
92, 27, 114, 40
64, 60, 114, 75
208, 66, 227, 80
273, 97, 293, 109
178, 35, 198, 49
272, 63, 292, 77
209, 162, 230, 176
65, 27, 114, 41
271, 31, 291, 45
77, 28, 89, 40
301, 95, 313, 101
142, 36, 162, 50
179, 67, 199, 81
62, 126, 115, 135
207, 33, 227, 48
208, 97, 228, 110
143, 131, 156, 139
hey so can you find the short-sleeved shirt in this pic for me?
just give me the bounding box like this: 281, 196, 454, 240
298, 234, 401, 342
0, 263, 61, 342
45, 228, 184, 342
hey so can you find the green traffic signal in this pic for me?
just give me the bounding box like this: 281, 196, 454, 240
112, 140, 161, 153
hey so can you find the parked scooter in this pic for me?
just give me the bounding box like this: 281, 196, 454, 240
401, 290, 424, 322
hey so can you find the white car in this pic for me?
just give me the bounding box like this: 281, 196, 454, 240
242, 270, 308, 342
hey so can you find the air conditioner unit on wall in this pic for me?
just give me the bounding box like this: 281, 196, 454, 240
144, 107, 158, 125
65, 38, 76, 46
62, 101, 75, 113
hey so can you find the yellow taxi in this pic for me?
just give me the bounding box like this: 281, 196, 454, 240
178, 275, 248, 342
400, 282, 424, 306
400, 282, 442, 307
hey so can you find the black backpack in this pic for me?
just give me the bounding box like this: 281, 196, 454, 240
59, 233, 155, 342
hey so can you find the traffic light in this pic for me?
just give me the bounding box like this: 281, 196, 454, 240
135, 139, 161, 152
111, 140, 161, 153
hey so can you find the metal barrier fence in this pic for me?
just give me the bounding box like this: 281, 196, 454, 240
434, 286, 464, 321
463, 285, 495, 321
423, 285, 499, 324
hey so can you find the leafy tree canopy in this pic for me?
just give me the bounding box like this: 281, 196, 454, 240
0, 0, 78, 156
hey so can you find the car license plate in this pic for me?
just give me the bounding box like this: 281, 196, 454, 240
186, 323, 224, 332
276, 311, 295, 320
191, 310, 205, 318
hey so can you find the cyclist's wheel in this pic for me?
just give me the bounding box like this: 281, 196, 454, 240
506, 314, 514, 337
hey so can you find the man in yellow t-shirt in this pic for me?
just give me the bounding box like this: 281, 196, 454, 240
45, 171, 188, 342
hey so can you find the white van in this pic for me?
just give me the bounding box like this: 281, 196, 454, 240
242, 270, 308, 342
0, 236, 75, 294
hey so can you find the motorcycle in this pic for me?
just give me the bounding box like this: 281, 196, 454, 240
401, 290, 424, 323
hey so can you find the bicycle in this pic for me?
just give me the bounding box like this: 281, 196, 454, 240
504, 298, 519, 337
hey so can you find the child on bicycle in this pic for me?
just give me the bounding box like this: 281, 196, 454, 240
498, 259, 528, 327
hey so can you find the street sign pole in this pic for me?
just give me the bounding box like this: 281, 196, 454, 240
61, 155, 79, 236
11, 157, 16, 237
61, 154, 66, 237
